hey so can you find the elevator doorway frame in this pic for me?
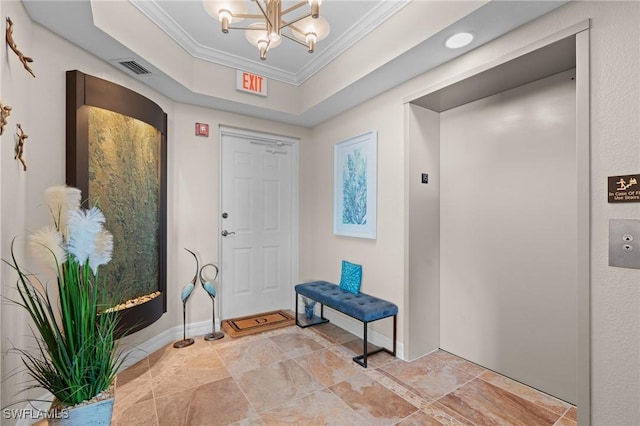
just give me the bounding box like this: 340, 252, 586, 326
403, 21, 591, 424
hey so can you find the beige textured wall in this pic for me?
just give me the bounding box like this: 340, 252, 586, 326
300, 90, 406, 344
300, 2, 640, 423
90, 1, 301, 115
0, 1, 309, 411
0, 1, 638, 423
405, 104, 440, 360
124, 103, 308, 348
299, 1, 487, 111
0, 0, 4, 412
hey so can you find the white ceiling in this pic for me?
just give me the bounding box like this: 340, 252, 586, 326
22, 0, 569, 127
131, 0, 409, 85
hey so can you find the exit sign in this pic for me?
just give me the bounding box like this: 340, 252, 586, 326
236, 70, 267, 97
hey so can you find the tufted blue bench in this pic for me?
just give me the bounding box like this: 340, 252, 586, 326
295, 281, 397, 368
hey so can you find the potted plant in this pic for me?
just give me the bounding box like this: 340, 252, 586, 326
5, 185, 125, 425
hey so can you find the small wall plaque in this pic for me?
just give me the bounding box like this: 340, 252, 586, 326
195, 122, 209, 137
608, 174, 640, 203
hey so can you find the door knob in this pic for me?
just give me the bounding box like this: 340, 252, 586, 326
221, 230, 236, 237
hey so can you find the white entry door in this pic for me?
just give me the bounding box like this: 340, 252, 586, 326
220, 128, 297, 319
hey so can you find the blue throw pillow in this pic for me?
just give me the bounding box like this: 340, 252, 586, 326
339, 260, 362, 294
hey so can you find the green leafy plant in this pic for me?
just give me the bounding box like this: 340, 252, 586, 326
5, 186, 125, 407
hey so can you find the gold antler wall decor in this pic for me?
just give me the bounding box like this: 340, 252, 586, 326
15, 123, 28, 171
0, 101, 11, 135
6, 17, 35, 78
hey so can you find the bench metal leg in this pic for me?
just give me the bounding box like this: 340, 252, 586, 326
352, 315, 397, 368
294, 293, 329, 328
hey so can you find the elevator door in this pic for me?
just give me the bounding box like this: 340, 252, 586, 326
440, 69, 577, 403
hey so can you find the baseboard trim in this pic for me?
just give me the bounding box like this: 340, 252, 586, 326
120, 319, 215, 369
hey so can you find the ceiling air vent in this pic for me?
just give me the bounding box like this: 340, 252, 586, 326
118, 60, 151, 75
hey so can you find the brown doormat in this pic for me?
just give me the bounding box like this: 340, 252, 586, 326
221, 310, 295, 338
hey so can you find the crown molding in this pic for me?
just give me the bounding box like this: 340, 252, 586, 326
129, 0, 408, 86
190, 43, 299, 83
295, 0, 410, 83
129, 0, 301, 83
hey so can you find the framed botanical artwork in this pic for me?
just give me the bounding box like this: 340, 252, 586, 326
66, 70, 167, 335
334, 130, 377, 239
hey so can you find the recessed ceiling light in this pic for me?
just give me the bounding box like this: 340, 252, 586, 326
445, 32, 474, 49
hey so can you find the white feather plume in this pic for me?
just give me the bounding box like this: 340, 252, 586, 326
89, 230, 113, 275
45, 186, 81, 237
67, 207, 105, 265
28, 225, 66, 270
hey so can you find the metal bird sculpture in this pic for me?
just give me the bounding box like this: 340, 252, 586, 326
200, 262, 223, 341
173, 248, 199, 348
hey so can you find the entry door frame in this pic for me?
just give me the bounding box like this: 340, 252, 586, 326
404, 21, 591, 424
218, 125, 300, 318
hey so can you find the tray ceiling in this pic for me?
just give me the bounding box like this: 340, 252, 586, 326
131, 0, 409, 85
22, 0, 569, 127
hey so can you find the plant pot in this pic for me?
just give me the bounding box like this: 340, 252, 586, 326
49, 395, 114, 426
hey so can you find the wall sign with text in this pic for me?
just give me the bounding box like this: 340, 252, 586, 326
236, 70, 267, 97
608, 174, 640, 203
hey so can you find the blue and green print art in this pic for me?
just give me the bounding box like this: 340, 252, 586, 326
342, 148, 367, 225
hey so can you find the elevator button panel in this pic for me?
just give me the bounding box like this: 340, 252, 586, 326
609, 219, 640, 269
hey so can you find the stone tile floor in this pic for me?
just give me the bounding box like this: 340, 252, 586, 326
112, 322, 577, 425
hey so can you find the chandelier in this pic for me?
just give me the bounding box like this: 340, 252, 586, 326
203, 0, 330, 60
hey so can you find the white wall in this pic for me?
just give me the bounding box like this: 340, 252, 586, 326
300, 88, 407, 343
0, 1, 309, 412
301, 2, 640, 424
299, 1, 487, 111
1, 1, 639, 423
121, 103, 309, 351
405, 104, 440, 360
90, 0, 301, 115
0, 0, 4, 411
2, 1, 47, 411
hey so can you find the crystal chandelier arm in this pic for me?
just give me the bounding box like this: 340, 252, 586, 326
287, 23, 302, 33
229, 25, 264, 30
231, 13, 264, 19
212, 0, 326, 59
280, 14, 312, 29
254, 0, 271, 24
280, 1, 309, 16
259, 37, 273, 60
281, 33, 308, 48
